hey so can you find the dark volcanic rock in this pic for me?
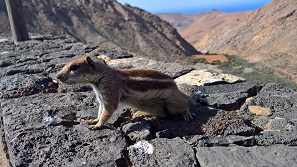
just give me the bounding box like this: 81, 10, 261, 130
239, 84, 297, 131
202, 110, 259, 136
239, 83, 297, 145
121, 117, 153, 142
8, 126, 126, 167
144, 62, 193, 79
0, 74, 58, 99
207, 135, 256, 146
150, 106, 218, 138
181, 81, 262, 111
128, 138, 197, 167
240, 83, 297, 119
1, 93, 127, 166
1, 92, 130, 131
196, 145, 297, 167
150, 106, 257, 138
184, 135, 256, 147
0, 34, 97, 78
255, 131, 297, 146
204, 91, 249, 111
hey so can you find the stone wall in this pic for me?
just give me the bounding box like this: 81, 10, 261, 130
0, 34, 296, 166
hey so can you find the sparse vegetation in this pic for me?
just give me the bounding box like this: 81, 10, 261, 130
219, 54, 297, 90
210, 60, 222, 65
188, 54, 227, 65
188, 57, 207, 64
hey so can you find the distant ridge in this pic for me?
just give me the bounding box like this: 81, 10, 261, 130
156, 10, 223, 31
157, 10, 251, 45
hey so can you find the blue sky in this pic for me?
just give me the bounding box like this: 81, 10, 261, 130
117, 0, 273, 14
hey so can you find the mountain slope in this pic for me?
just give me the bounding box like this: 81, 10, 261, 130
0, 0, 199, 61
156, 10, 251, 45
179, 10, 251, 45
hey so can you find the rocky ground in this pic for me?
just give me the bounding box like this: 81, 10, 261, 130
0, 34, 296, 167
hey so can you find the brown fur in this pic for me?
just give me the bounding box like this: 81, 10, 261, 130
56, 56, 195, 129
120, 69, 172, 79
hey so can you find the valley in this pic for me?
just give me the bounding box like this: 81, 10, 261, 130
158, 0, 297, 85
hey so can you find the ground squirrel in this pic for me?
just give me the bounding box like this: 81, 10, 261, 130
56, 56, 195, 129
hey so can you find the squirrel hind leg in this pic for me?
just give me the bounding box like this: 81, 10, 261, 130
132, 103, 166, 119
166, 91, 196, 121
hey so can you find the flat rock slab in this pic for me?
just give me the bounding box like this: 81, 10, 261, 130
1, 93, 127, 166
0, 35, 96, 78
184, 135, 256, 147
196, 145, 297, 167
6, 126, 126, 167
0, 74, 58, 99
174, 70, 246, 86
128, 138, 197, 167
196, 81, 261, 95
0, 35, 101, 99
255, 131, 297, 146
199, 81, 262, 111
178, 81, 262, 111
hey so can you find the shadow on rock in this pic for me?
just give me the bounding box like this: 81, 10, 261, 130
122, 105, 260, 141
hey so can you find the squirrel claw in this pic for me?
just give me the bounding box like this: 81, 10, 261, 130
182, 112, 196, 122
88, 124, 103, 130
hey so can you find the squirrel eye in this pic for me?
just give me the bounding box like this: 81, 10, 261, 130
69, 64, 79, 71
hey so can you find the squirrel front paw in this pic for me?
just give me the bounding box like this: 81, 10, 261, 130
88, 123, 103, 130
80, 118, 99, 125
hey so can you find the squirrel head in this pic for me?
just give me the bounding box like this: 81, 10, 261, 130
56, 56, 107, 84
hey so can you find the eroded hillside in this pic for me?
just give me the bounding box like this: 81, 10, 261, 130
0, 0, 200, 61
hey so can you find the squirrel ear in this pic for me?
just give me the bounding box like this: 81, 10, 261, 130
85, 56, 96, 68
85, 56, 106, 68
